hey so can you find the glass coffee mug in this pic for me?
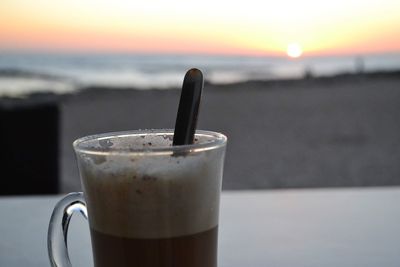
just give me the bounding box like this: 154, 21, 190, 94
48, 129, 227, 267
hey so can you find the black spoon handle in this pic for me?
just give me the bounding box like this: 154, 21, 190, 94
173, 68, 204, 145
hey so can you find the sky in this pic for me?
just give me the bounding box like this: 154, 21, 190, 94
0, 0, 400, 56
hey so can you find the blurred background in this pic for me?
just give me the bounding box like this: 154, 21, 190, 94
0, 0, 399, 194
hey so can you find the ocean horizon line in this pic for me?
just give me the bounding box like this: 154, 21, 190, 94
1, 49, 400, 58
1, 52, 400, 97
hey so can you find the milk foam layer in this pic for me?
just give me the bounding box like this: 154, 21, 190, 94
76, 132, 226, 239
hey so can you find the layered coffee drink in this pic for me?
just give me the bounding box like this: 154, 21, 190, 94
90, 226, 218, 267
75, 131, 226, 267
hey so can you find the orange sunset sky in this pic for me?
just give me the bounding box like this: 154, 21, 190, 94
1, 0, 400, 56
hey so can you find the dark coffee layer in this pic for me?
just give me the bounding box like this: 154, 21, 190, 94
90, 226, 218, 267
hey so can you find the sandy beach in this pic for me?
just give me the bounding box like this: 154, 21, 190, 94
51, 71, 400, 192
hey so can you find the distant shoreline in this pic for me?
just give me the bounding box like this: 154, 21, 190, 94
13, 69, 400, 95
2, 51, 400, 97
0, 68, 399, 100
80, 69, 400, 90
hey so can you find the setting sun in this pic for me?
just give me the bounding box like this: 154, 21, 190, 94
287, 43, 303, 58
0, 0, 399, 55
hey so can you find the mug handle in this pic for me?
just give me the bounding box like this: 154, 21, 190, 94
47, 192, 88, 267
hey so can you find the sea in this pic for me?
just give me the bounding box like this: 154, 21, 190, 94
0, 52, 399, 97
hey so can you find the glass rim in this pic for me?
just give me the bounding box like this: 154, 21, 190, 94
73, 129, 227, 156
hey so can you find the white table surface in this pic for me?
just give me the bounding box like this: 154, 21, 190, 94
1, 187, 399, 267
